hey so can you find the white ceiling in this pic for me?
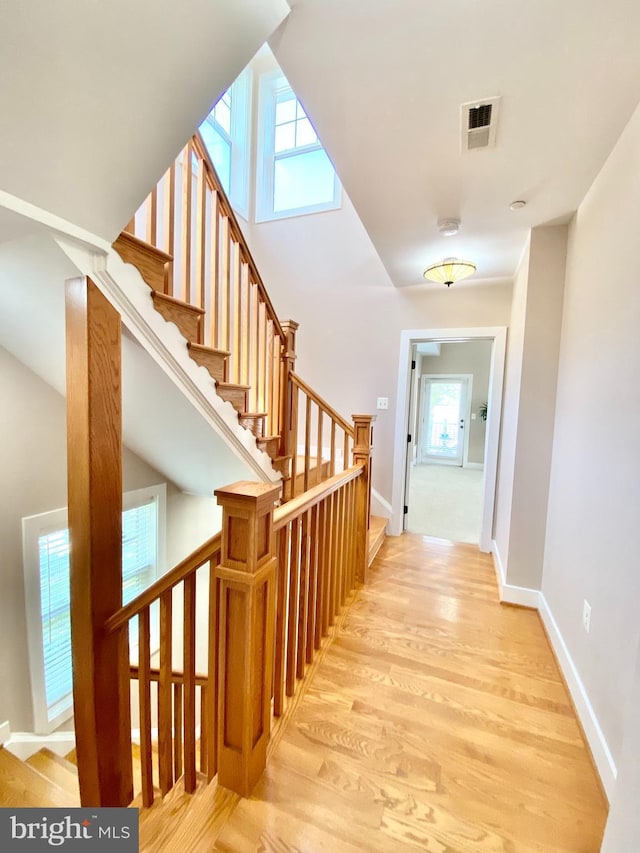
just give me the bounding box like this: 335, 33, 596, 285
0, 0, 289, 242
270, 0, 640, 287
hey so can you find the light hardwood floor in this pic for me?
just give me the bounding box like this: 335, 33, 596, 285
140, 533, 607, 851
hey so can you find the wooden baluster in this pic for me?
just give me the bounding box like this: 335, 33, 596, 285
220, 216, 230, 352
124, 216, 136, 236
209, 191, 220, 350
315, 500, 327, 646
248, 282, 259, 412
272, 333, 282, 441
158, 590, 173, 795
290, 385, 299, 499
183, 573, 197, 793
296, 511, 309, 679
173, 683, 183, 781
206, 555, 220, 781
306, 504, 319, 663
65, 276, 133, 808
240, 262, 250, 389
279, 321, 298, 476
200, 684, 209, 773
180, 141, 193, 303
266, 320, 274, 436
258, 300, 267, 414
138, 608, 154, 807
328, 491, 338, 626
336, 486, 345, 610
352, 414, 374, 584
274, 526, 290, 717
163, 162, 176, 296
343, 432, 349, 475
195, 155, 207, 311
214, 482, 279, 797
232, 242, 242, 384
146, 186, 158, 246
286, 517, 300, 696
304, 396, 312, 492
330, 420, 336, 477
316, 409, 324, 485
348, 478, 356, 594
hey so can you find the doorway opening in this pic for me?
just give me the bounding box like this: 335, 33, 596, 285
391, 327, 506, 551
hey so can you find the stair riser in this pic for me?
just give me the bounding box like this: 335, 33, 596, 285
113, 233, 170, 294
152, 293, 203, 344
218, 388, 248, 413
188, 348, 227, 383
257, 437, 280, 459
238, 415, 265, 438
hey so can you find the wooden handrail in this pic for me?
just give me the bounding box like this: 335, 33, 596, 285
105, 532, 221, 633
129, 665, 208, 687
274, 464, 364, 531
191, 133, 284, 341
290, 373, 354, 436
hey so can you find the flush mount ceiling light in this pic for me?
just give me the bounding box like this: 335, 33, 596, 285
438, 218, 460, 236
509, 199, 526, 210
423, 257, 477, 287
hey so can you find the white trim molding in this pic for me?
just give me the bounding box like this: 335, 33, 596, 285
391, 326, 507, 552
370, 488, 393, 521
0, 720, 10, 747
538, 595, 617, 801
491, 541, 616, 800
6, 730, 76, 761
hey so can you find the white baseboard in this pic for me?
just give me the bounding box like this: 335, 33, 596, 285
491, 541, 541, 608
490, 540, 616, 800
538, 595, 616, 801
5, 731, 76, 761
0, 720, 10, 747
370, 488, 392, 522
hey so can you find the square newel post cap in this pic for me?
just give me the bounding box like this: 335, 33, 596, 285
215, 481, 280, 574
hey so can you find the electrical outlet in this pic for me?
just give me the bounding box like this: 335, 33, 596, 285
376, 397, 389, 410
582, 600, 591, 633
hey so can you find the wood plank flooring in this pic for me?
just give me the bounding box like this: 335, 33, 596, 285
213, 534, 607, 852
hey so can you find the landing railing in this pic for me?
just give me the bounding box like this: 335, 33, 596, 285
94, 414, 372, 807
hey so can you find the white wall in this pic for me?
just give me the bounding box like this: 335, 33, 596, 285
493, 225, 567, 589
541, 99, 640, 818
241, 194, 512, 504
0, 346, 220, 732
418, 341, 492, 465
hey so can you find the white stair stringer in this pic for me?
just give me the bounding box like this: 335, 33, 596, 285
54, 235, 281, 487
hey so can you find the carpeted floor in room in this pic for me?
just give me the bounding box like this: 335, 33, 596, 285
406, 463, 483, 543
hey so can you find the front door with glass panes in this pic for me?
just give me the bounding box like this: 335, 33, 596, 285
419, 376, 469, 466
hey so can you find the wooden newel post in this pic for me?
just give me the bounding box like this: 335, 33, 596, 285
279, 320, 299, 476
352, 414, 374, 585
65, 277, 133, 807
214, 481, 280, 796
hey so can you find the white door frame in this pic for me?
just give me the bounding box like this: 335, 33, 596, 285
390, 327, 507, 552
418, 373, 472, 466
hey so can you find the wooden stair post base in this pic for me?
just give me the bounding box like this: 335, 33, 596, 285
214, 481, 280, 798
352, 414, 375, 585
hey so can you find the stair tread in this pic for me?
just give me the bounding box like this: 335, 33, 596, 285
0, 747, 73, 808
26, 749, 80, 803
238, 412, 267, 418
187, 342, 230, 357
151, 291, 205, 315
368, 515, 388, 566
217, 382, 250, 391
114, 231, 173, 262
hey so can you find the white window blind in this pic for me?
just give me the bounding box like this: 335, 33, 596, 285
23, 484, 166, 733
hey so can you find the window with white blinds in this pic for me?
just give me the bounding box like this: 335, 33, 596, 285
23, 484, 166, 734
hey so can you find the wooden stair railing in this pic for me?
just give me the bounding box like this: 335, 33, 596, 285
115, 133, 288, 477
93, 414, 373, 808
104, 532, 223, 808
114, 131, 363, 497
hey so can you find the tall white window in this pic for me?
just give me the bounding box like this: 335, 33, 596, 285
199, 68, 252, 219
23, 484, 166, 733
256, 70, 341, 222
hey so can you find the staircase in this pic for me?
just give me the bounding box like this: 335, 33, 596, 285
53, 127, 385, 814
0, 747, 79, 808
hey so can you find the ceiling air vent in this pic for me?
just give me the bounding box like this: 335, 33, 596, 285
461, 96, 501, 152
